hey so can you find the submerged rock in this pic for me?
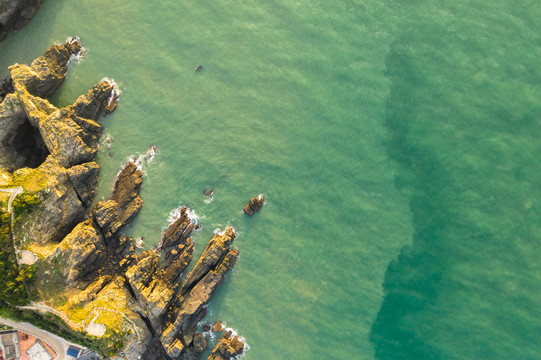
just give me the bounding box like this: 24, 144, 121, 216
243, 194, 264, 216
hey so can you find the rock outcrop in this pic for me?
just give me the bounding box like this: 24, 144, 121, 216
3, 39, 118, 243
1, 39, 248, 360
207, 330, 246, 360
0, 0, 45, 42
159, 227, 239, 360
243, 194, 264, 216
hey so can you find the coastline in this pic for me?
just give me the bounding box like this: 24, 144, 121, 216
0, 38, 251, 359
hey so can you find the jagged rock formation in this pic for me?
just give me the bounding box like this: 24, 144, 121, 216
1, 39, 247, 360
207, 331, 246, 360
0, 0, 45, 42
243, 194, 264, 216
158, 227, 239, 360
1, 39, 119, 244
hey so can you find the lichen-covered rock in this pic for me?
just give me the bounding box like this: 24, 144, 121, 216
207, 330, 245, 360
68, 80, 117, 121
63, 220, 107, 284
9, 37, 82, 98
161, 247, 239, 359
0, 0, 45, 42
66, 162, 99, 206
212, 321, 225, 333
38, 107, 103, 168
179, 226, 237, 295
160, 207, 195, 286
91, 162, 143, 239
243, 194, 264, 216
12, 157, 86, 243
125, 251, 174, 327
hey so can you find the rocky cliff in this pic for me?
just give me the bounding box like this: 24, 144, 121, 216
0, 0, 45, 42
1, 40, 247, 359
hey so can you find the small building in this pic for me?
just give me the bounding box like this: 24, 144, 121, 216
66, 345, 82, 358
0, 331, 20, 360
25, 340, 54, 360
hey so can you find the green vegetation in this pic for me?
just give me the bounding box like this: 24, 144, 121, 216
0, 304, 124, 357
0, 210, 34, 305
12, 193, 40, 217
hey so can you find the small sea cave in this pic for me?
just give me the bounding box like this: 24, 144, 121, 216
9, 118, 50, 170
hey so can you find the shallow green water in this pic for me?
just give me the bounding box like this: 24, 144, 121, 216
1, 0, 540, 359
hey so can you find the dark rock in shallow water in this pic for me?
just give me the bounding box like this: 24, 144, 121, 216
207, 330, 245, 360
243, 194, 264, 216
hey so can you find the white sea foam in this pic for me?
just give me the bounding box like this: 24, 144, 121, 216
213, 228, 226, 236
224, 327, 250, 358
101, 76, 122, 107
65, 36, 86, 66
202, 329, 217, 341
204, 195, 215, 204
135, 237, 145, 248
121, 146, 159, 172
167, 204, 200, 226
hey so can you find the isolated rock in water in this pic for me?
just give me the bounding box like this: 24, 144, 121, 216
212, 321, 225, 332
243, 194, 264, 216
9, 37, 82, 98
0, 0, 45, 42
207, 330, 245, 360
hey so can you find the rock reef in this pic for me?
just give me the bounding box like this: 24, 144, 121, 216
1, 40, 247, 359
243, 194, 265, 216
207, 331, 246, 360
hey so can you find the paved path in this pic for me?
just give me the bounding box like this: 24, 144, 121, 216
0, 315, 71, 360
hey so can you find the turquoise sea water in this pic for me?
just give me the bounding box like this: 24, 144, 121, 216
1, 0, 541, 359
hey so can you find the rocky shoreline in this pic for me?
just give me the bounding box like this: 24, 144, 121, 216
0, 39, 248, 359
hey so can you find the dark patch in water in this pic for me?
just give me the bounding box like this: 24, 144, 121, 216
371, 9, 541, 359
